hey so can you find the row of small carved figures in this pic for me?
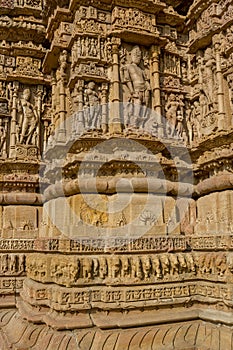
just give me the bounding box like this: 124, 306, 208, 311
0, 254, 25, 275
27, 252, 230, 284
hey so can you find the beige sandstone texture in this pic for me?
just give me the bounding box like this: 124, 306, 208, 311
0, 0, 233, 348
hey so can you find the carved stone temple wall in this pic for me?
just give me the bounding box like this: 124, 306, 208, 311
1, 0, 233, 349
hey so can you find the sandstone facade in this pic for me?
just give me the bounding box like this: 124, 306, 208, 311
0, 0, 233, 349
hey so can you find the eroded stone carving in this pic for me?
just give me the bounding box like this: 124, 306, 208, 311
121, 45, 151, 129
1, 1, 233, 348
17, 88, 39, 145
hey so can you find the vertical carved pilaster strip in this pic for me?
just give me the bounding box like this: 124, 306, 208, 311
151, 45, 163, 138
196, 50, 203, 87
9, 81, 19, 158
51, 71, 57, 140
77, 80, 84, 135
51, 71, 56, 119
101, 83, 108, 134
37, 85, 43, 150
2, 119, 8, 158
213, 35, 226, 131
57, 50, 68, 143
109, 37, 121, 134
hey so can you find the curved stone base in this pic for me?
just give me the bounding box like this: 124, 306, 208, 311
0, 308, 233, 350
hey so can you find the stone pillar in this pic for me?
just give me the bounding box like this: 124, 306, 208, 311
101, 82, 108, 134
109, 37, 121, 134
151, 45, 163, 138
213, 35, 226, 131
37, 85, 43, 148
76, 80, 84, 135
196, 50, 203, 86
50, 71, 57, 140
57, 79, 67, 142
51, 71, 56, 120
57, 50, 68, 143
9, 81, 19, 158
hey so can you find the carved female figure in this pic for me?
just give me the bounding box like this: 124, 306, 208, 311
18, 88, 39, 145
192, 100, 202, 139
165, 93, 179, 137
84, 81, 101, 129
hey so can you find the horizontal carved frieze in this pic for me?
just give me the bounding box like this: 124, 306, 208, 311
26, 251, 232, 287
1, 235, 233, 254
23, 278, 233, 312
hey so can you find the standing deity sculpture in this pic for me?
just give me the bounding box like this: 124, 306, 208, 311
17, 88, 39, 145
191, 100, 202, 140
121, 45, 151, 128
176, 110, 183, 138
165, 93, 179, 137
185, 103, 193, 146
83, 81, 101, 130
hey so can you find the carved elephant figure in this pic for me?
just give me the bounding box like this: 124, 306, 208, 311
160, 254, 170, 277
198, 253, 214, 274
9, 254, 17, 273
141, 256, 151, 279
18, 255, 26, 273
99, 257, 108, 279
215, 253, 227, 276
185, 254, 196, 274
92, 258, 99, 277
169, 254, 179, 276
227, 254, 233, 274
51, 261, 65, 283
82, 258, 93, 280
121, 256, 130, 278
131, 256, 143, 280
1, 254, 8, 274
110, 256, 121, 279
151, 255, 162, 279
203, 253, 214, 274
177, 254, 187, 274
65, 261, 80, 284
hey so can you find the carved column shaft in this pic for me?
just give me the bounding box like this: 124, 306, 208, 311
76, 81, 84, 135
196, 51, 203, 86
57, 51, 68, 143
58, 77, 67, 142
101, 83, 108, 134
37, 86, 43, 148
109, 39, 121, 134
214, 38, 226, 130
9, 82, 19, 158
151, 45, 163, 137
51, 73, 56, 118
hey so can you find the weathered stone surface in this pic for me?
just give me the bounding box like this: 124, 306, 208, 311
0, 0, 233, 349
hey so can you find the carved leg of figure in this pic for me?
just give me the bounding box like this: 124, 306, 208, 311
166, 119, 171, 137
20, 120, 29, 143
125, 102, 133, 128
170, 117, 176, 137
89, 107, 95, 129
26, 122, 36, 145
133, 100, 141, 127
92, 107, 100, 129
